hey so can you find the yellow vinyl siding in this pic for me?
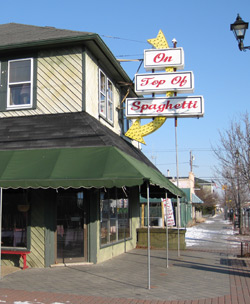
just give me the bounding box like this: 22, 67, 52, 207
37, 48, 82, 113
29, 226, 45, 268
0, 47, 83, 118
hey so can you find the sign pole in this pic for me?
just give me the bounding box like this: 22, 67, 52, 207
172, 38, 180, 258
0, 188, 2, 279
175, 117, 181, 257
165, 193, 169, 268
147, 182, 151, 289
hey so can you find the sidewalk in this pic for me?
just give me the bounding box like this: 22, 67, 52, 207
0, 218, 250, 303
0, 247, 249, 303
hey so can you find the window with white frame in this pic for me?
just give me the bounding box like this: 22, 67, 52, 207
99, 70, 114, 123
7, 58, 33, 109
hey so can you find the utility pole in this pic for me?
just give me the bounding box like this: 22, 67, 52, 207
190, 151, 194, 172
235, 150, 242, 234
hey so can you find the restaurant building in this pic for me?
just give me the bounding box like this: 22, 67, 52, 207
0, 23, 183, 268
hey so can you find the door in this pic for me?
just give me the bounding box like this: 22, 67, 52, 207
56, 190, 87, 263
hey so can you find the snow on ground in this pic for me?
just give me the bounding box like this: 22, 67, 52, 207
185, 215, 238, 248
14, 302, 66, 304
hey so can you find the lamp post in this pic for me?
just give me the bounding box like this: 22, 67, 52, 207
235, 150, 242, 233
230, 14, 250, 51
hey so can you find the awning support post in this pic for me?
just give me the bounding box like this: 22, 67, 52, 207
0, 188, 2, 280
147, 182, 151, 290
177, 196, 180, 257
165, 192, 169, 268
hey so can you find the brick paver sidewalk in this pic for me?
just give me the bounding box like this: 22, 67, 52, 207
1, 215, 250, 304
0, 248, 249, 304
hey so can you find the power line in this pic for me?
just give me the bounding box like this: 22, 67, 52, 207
101, 35, 148, 45
115, 54, 143, 58
157, 162, 189, 166
143, 148, 215, 153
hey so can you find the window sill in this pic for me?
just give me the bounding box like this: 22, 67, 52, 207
6, 105, 33, 111
99, 114, 114, 127
1, 246, 29, 251
100, 237, 132, 249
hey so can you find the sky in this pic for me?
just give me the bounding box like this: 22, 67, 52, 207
1, 0, 250, 186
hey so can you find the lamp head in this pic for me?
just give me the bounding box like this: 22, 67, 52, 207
230, 14, 249, 50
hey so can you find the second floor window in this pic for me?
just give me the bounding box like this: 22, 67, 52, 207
7, 58, 33, 109
99, 70, 113, 123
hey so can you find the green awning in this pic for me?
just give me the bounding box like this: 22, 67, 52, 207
192, 193, 203, 204
0, 146, 183, 197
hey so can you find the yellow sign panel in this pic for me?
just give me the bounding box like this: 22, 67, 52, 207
125, 117, 167, 145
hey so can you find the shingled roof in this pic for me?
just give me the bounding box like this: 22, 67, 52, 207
0, 111, 157, 170
0, 23, 93, 47
0, 23, 134, 87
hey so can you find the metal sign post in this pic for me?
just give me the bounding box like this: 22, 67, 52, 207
0, 188, 2, 279
175, 117, 180, 257
165, 193, 169, 268
147, 182, 151, 290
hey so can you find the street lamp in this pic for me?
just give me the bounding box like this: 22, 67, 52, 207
230, 14, 250, 51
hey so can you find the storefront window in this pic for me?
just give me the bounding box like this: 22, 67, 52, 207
1, 189, 29, 248
100, 189, 130, 246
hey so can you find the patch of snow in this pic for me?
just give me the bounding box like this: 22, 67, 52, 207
204, 220, 215, 224
14, 302, 33, 304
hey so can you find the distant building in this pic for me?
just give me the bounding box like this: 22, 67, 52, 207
195, 178, 215, 194
171, 172, 204, 225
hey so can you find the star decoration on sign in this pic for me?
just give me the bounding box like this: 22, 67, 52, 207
147, 30, 169, 49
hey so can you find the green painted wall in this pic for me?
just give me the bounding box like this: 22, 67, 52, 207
88, 190, 99, 264
137, 227, 186, 250
44, 190, 56, 267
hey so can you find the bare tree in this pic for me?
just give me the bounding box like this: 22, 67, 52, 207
195, 186, 219, 213
213, 112, 250, 232
213, 113, 250, 190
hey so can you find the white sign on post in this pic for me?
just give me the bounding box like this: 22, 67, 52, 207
126, 96, 204, 118
162, 198, 175, 227
144, 48, 184, 71
134, 71, 194, 94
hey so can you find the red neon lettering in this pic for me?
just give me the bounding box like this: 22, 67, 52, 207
140, 77, 154, 86
157, 104, 166, 112
153, 53, 173, 63
182, 101, 188, 109
131, 101, 141, 111
130, 99, 199, 114
140, 77, 166, 88
140, 104, 148, 113
187, 100, 198, 109
149, 104, 157, 111
171, 76, 187, 87
165, 100, 173, 109
151, 79, 166, 88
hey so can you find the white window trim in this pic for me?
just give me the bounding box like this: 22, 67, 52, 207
7, 58, 34, 110
99, 69, 114, 124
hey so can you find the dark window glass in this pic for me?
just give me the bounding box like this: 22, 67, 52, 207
100, 189, 130, 246
1, 190, 29, 248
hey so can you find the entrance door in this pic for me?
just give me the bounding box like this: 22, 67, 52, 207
56, 190, 87, 263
